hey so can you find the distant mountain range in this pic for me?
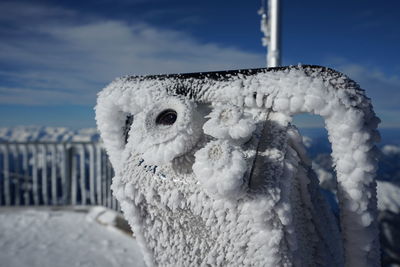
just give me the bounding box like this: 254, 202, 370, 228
0, 126, 100, 142
298, 127, 400, 184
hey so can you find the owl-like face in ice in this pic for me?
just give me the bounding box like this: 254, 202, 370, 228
122, 95, 261, 199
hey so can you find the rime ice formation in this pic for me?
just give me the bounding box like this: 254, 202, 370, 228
203, 104, 256, 142
127, 96, 202, 165
193, 140, 247, 199
96, 65, 381, 266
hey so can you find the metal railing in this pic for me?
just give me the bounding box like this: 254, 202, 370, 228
0, 142, 118, 211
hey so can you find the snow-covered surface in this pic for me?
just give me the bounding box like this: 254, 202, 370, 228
96, 66, 380, 266
0, 126, 100, 142
128, 96, 203, 166
0, 207, 145, 267
203, 104, 256, 142
193, 140, 247, 199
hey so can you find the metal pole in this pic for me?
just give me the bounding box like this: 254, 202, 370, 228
268, 0, 281, 67
259, 0, 281, 67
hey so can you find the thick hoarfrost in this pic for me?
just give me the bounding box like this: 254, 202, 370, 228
96, 65, 380, 266
193, 140, 247, 199
127, 96, 202, 165
203, 103, 256, 142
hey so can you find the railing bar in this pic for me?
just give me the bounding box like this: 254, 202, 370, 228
106, 159, 109, 208
96, 145, 102, 205
112, 191, 117, 210
112, 164, 115, 210
60, 144, 66, 204
71, 147, 77, 205
2, 144, 11, 205
62, 143, 72, 205
22, 145, 29, 205
116, 200, 120, 212
79, 145, 86, 205
88, 144, 95, 204
13, 144, 21, 205
102, 151, 106, 206
51, 144, 57, 205
31, 145, 39, 205
107, 160, 112, 209
42, 145, 48, 205
111, 168, 116, 211
105, 158, 108, 208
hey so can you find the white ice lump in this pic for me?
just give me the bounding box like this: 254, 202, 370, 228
193, 140, 247, 199
203, 104, 256, 142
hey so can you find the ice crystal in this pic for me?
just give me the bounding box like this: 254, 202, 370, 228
203, 104, 256, 142
193, 140, 247, 199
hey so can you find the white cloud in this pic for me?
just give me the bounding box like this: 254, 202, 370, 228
0, 3, 264, 106
0, 86, 92, 106
0, 1, 76, 21
382, 145, 400, 156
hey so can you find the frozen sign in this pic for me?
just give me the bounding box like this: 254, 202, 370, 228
96, 65, 381, 266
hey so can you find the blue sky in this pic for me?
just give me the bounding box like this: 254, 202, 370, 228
0, 0, 399, 128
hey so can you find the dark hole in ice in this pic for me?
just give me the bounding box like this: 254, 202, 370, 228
156, 109, 177, 126
124, 115, 134, 144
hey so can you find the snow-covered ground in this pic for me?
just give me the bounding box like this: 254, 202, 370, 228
0, 207, 145, 267
0, 184, 398, 267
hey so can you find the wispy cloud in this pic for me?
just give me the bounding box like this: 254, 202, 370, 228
0, 86, 89, 106
0, 2, 264, 106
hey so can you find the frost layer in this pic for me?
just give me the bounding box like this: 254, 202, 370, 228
203, 104, 256, 142
96, 65, 380, 267
127, 96, 202, 165
193, 140, 247, 199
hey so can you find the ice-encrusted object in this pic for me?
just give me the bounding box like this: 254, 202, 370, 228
96, 65, 381, 267
203, 104, 256, 142
193, 140, 247, 199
